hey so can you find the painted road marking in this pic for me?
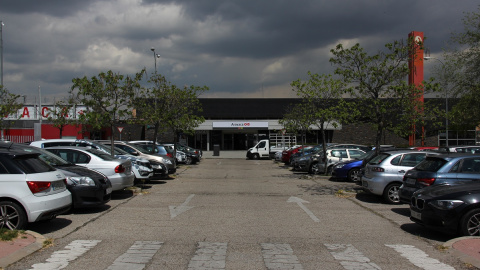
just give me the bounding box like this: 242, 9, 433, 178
386, 244, 455, 270
106, 241, 163, 270
187, 242, 227, 269
169, 194, 195, 218
261, 243, 303, 270
325, 244, 381, 270
287, 196, 320, 222
29, 240, 101, 270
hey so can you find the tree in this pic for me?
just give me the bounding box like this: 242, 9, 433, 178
47, 100, 76, 138
329, 41, 426, 150
443, 6, 480, 129
279, 101, 317, 148
70, 69, 146, 156
0, 86, 23, 140
136, 73, 208, 147
291, 72, 356, 170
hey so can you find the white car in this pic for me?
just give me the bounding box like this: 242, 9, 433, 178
0, 147, 72, 230
29, 139, 153, 183
45, 147, 135, 191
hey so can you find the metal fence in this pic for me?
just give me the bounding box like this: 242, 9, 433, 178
3, 135, 34, 143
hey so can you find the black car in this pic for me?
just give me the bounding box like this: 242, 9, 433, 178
410, 181, 480, 236
2, 143, 112, 209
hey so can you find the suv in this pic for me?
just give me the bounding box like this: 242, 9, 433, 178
399, 154, 480, 203
0, 147, 72, 230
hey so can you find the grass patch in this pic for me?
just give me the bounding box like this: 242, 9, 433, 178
0, 228, 21, 241
434, 244, 449, 252
43, 238, 54, 249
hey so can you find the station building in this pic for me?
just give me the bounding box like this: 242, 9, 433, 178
2, 98, 477, 150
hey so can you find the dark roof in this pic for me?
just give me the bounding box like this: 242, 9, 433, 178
198, 98, 453, 120
199, 98, 302, 119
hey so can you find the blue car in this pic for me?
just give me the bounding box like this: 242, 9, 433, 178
332, 150, 377, 181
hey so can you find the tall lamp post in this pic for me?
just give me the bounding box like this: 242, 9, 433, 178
0, 21, 3, 141
150, 47, 160, 74
424, 56, 448, 146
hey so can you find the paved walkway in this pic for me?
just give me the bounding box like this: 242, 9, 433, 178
202, 150, 247, 159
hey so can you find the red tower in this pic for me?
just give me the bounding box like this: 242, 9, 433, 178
408, 31, 425, 146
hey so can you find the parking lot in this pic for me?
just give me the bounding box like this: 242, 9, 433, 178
6, 156, 471, 270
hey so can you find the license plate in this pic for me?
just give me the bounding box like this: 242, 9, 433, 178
411, 210, 421, 220
106, 187, 112, 194
51, 181, 64, 191
405, 178, 416, 185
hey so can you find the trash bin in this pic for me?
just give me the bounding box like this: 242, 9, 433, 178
213, 144, 220, 156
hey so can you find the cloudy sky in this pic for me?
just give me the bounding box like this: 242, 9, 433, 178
0, 0, 478, 103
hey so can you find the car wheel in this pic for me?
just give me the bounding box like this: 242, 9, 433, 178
347, 168, 361, 182
309, 162, 320, 174
382, 183, 401, 204
252, 153, 260, 160
0, 201, 28, 230
185, 157, 192, 165
460, 208, 480, 236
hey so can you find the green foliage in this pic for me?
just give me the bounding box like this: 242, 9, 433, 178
46, 100, 76, 138
0, 86, 23, 132
70, 69, 146, 154
329, 40, 426, 149
135, 73, 208, 143
444, 6, 480, 128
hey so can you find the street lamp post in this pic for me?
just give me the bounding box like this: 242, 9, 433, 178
424, 56, 448, 146
1, 20, 4, 86
150, 48, 160, 74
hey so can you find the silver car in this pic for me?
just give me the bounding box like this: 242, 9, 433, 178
361, 150, 439, 204
106, 142, 176, 175
45, 146, 135, 191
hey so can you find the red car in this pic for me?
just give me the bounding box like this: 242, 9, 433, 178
282, 145, 308, 164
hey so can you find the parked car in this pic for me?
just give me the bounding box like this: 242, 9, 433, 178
6, 143, 113, 209
128, 141, 187, 164
437, 145, 480, 153
328, 144, 372, 153
29, 139, 153, 184
281, 145, 305, 164
0, 147, 72, 230
399, 154, 480, 203
331, 150, 377, 181
361, 150, 439, 204
103, 141, 176, 175
410, 181, 480, 236
305, 148, 366, 174
45, 147, 135, 191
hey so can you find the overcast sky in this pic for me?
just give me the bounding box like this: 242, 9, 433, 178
0, 0, 478, 103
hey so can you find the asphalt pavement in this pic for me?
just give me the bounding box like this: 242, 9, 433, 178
1, 151, 480, 269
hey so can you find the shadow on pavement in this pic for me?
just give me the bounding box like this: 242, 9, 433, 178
400, 223, 456, 242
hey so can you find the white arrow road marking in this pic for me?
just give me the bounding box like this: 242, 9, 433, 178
287, 196, 320, 222
169, 194, 195, 219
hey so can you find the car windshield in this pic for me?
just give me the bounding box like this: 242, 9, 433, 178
414, 157, 448, 172
95, 142, 125, 155
28, 147, 71, 166
368, 153, 390, 165
356, 150, 373, 160
85, 149, 117, 161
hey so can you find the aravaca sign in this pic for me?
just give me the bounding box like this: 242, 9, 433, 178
5, 105, 87, 120
212, 121, 269, 128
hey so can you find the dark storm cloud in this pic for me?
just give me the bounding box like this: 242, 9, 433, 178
0, 0, 478, 100
1, 0, 98, 17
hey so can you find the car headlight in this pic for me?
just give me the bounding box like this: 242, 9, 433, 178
163, 159, 172, 165
299, 156, 309, 161
68, 176, 95, 186
334, 164, 345, 169
429, 200, 464, 210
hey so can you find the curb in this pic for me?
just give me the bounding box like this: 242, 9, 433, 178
444, 236, 480, 269
0, 230, 46, 268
